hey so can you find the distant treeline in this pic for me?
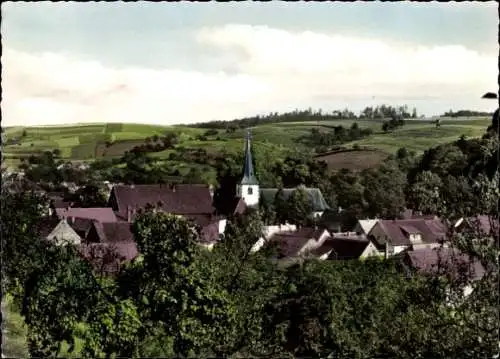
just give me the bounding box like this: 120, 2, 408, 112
442, 110, 493, 118
189, 105, 418, 130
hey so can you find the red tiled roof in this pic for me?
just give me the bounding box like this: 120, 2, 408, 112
55, 207, 118, 222
68, 218, 94, 238
232, 197, 247, 215
310, 239, 337, 257
400, 225, 420, 235
90, 221, 135, 243
182, 214, 221, 243
79, 221, 138, 274
47, 192, 72, 209
199, 221, 220, 243
78, 241, 138, 274
270, 227, 328, 257
405, 247, 486, 281
376, 218, 447, 246
37, 216, 62, 238
110, 184, 215, 219
462, 215, 499, 236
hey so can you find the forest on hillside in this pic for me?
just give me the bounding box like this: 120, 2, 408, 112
190, 105, 419, 130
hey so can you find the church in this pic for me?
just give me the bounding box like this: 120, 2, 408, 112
235, 128, 330, 219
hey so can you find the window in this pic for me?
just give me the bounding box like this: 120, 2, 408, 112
247, 187, 253, 195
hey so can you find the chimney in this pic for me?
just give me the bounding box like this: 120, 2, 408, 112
127, 205, 132, 222
384, 242, 389, 259
70, 216, 75, 224
209, 184, 214, 199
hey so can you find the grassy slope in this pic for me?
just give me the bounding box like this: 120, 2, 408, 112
2, 295, 85, 358
2, 296, 28, 358
2, 117, 490, 170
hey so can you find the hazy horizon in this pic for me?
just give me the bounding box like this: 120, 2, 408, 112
2, 2, 498, 127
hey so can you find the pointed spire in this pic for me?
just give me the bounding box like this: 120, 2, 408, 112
241, 128, 259, 185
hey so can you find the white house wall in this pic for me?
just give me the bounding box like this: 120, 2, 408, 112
298, 239, 318, 255
218, 219, 227, 235
263, 224, 297, 239
316, 230, 330, 247
46, 220, 82, 246
250, 237, 266, 253
393, 245, 408, 255
360, 242, 381, 258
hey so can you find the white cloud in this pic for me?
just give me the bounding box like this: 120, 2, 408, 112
2, 25, 496, 126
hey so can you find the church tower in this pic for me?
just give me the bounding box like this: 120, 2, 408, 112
237, 128, 260, 207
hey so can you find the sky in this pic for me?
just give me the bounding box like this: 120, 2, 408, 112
2, 1, 498, 127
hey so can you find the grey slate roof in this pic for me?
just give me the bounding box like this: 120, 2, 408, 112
240, 128, 259, 185
260, 187, 330, 212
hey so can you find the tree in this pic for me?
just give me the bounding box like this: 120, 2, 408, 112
382, 122, 390, 133
361, 162, 407, 218
1, 181, 50, 297
274, 187, 289, 224
130, 211, 237, 357
287, 187, 313, 227
69, 183, 108, 207
407, 170, 443, 215
259, 195, 277, 225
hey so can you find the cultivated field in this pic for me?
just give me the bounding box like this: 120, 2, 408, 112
2, 117, 490, 171
315, 149, 390, 171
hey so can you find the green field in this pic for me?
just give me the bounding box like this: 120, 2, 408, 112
2, 117, 490, 170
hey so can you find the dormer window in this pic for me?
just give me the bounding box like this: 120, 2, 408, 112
248, 187, 253, 195
400, 225, 423, 244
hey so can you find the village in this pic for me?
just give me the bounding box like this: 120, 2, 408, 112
2, 2, 498, 357
24, 128, 494, 286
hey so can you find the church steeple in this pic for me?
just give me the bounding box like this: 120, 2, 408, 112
237, 128, 260, 207
241, 128, 258, 185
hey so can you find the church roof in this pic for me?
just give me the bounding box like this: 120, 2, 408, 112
241, 128, 259, 185
260, 187, 330, 212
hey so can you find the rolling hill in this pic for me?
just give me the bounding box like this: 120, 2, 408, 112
2, 117, 491, 171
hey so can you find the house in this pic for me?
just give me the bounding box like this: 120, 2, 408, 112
107, 183, 216, 221
107, 183, 227, 238
77, 221, 139, 274
250, 223, 298, 253
267, 227, 331, 259
44, 218, 83, 246
237, 128, 330, 218
354, 219, 379, 235
311, 236, 380, 261
368, 218, 448, 257
400, 247, 486, 297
